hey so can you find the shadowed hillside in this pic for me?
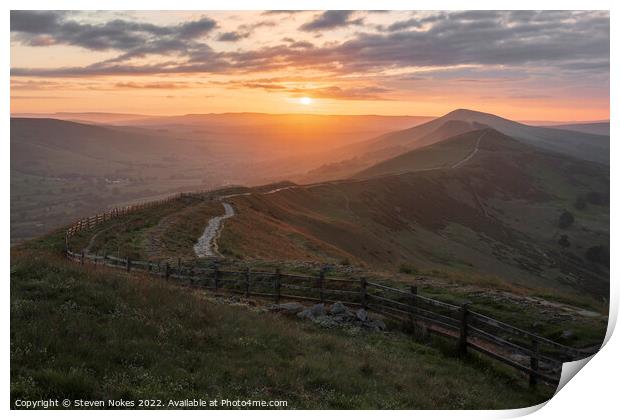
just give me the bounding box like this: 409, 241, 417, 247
297, 109, 609, 183
222, 129, 609, 298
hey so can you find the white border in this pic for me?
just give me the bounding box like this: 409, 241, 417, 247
2, 1, 616, 419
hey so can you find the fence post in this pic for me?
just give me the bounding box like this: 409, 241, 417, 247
274, 268, 281, 303
360, 278, 368, 309
245, 267, 251, 298
126, 257, 131, 272
318, 267, 325, 303
147, 260, 151, 273
80, 251, 85, 265
530, 338, 539, 387
214, 264, 220, 291
459, 302, 470, 355
165, 262, 170, 280
177, 257, 182, 272
409, 285, 418, 326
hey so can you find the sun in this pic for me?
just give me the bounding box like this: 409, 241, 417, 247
299, 97, 312, 105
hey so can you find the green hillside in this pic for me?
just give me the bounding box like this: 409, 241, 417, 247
11, 242, 554, 409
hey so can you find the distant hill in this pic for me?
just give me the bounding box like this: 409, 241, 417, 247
543, 122, 609, 136
354, 129, 487, 179
222, 129, 609, 297
298, 109, 609, 183
10, 114, 434, 242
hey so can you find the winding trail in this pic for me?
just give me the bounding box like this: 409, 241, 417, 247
194, 131, 487, 258
193, 202, 235, 258
452, 130, 485, 168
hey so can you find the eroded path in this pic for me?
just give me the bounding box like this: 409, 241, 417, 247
193, 202, 235, 257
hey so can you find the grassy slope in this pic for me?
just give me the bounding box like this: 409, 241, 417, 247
11, 244, 554, 409
221, 130, 609, 298
353, 126, 480, 179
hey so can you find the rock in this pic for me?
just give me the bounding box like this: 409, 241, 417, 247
270, 302, 304, 315
310, 303, 326, 317
356, 308, 369, 322
313, 316, 340, 329
297, 309, 315, 320
366, 319, 386, 331
330, 301, 348, 315
561, 330, 574, 340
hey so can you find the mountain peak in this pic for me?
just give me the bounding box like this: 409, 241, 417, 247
443, 108, 497, 120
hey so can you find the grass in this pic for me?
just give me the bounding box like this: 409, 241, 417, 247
11, 245, 554, 409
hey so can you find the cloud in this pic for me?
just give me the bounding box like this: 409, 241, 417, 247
217, 31, 250, 42
299, 10, 364, 31
11, 11, 217, 55
233, 81, 392, 100
10, 10, 609, 89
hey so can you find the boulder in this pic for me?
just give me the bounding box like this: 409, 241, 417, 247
310, 303, 326, 317
297, 309, 315, 320
356, 308, 369, 322
330, 301, 348, 315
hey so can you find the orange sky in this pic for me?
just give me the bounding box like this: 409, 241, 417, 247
10, 11, 610, 121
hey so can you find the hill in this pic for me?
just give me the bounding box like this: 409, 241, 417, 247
543, 122, 610, 136
11, 115, 433, 242
297, 109, 609, 183
11, 240, 554, 408
354, 129, 486, 179
221, 129, 609, 298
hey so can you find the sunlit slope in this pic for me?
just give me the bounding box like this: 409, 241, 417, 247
299, 119, 483, 183
354, 129, 484, 179
298, 109, 609, 183
222, 129, 609, 297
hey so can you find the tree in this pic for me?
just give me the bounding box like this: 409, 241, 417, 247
558, 210, 574, 229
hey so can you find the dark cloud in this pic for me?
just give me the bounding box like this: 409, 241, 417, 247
11, 11, 217, 55
10, 10, 609, 87
217, 31, 250, 42
299, 10, 364, 31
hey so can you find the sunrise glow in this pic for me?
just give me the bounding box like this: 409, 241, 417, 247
9, 11, 610, 121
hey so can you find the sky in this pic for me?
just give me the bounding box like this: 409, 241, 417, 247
10, 10, 610, 121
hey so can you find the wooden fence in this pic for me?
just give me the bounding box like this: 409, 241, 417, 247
64, 195, 597, 388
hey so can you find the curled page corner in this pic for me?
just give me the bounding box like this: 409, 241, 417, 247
555, 355, 596, 395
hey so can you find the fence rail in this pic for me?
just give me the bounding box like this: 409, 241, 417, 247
63, 194, 598, 388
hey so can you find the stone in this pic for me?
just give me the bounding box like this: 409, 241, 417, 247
310, 303, 326, 317
313, 316, 340, 329
367, 319, 386, 331
330, 301, 348, 315
356, 308, 369, 322
271, 302, 304, 315
297, 309, 315, 320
